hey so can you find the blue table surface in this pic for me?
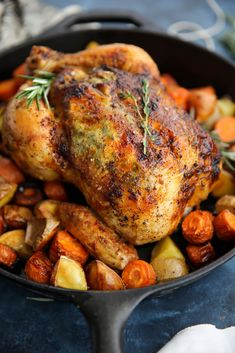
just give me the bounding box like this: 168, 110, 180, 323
1, 1, 235, 352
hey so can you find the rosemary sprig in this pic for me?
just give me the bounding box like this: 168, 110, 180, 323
120, 79, 154, 154
16, 70, 55, 110
210, 130, 235, 171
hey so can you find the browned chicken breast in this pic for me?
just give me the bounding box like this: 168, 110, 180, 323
2, 44, 220, 245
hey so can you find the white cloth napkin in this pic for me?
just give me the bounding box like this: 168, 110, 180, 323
0, 0, 81, 52
157, 324, 235, 353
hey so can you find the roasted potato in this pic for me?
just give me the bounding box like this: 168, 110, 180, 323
25, 251, 52, 284
188, 87, 217, 123
25, 217, 60, 251
0, 176, 17, 208
51, 256, 87, 290
14, 184, 43, 206
0, 156, 25, 184
215, 195, 235, 214
186, 243, 215, 268
3, 205, 33, 229
211, 170, 235, 198
151, 236, 185, 261
34, 199, 60, 219
151, 257, 189, 281
49, 230, 88, 265
0, 229, 32, 258
43, 181, 68, 202
217, 98, 235, 117
0, 243, 18, 267
86, 260, 124, 290
58, 203, 138, 270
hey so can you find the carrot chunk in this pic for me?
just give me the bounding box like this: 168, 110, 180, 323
0, 79, 18, 101
49, 230, 89, 264
214, 116, 235, 142
25, 251, 52, 284
214, 209, 235, 241
121, 259, 156, 289
43, 181, 68, 201
182, 210, 214, 244
0, 243, 18, 267
0, 156, 25, 184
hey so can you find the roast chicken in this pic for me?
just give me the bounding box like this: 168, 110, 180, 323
2, 43, 220, 245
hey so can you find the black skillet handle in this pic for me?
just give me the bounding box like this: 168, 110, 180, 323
40, 10, 157, 37
73, 291, 149, 353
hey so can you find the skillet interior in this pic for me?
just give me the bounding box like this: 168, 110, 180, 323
0, 27, 235, 297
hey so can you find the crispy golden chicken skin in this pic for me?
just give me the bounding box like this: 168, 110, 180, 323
2, 44, 220, 245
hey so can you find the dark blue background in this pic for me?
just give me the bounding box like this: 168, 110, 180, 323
1, 1, 235, 352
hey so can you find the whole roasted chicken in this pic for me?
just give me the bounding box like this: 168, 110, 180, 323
2, 43, 220, 245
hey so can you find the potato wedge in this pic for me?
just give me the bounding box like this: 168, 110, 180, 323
25, 218, 60, 251
0, 229, 32, 258
215, 195, 235, 214
0, 243, 18, 267
51, 256, 87, 290
0, 176, 17, 207
217, 98, 235, 117
86, 260, 124, 290
34, 199, 60, 219
58, 203, 138, 270
151, 257, 188, 282
3, 205, 33, 229
211, 170, 235, 198
151, 237, 185, 262
49, 230, 88, 264
25, 251, 52, 284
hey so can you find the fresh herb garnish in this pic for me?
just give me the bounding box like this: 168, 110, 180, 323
211, 130, 235, 171
121, 79, 154, 154
16, 70, 55, 110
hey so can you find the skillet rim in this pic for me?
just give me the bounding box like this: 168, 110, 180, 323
0, 26, 235, 296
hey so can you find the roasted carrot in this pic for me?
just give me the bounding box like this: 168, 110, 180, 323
25, 251, 52, 284
214, 116, 235, 142
0, 156, 25, 184
14, 185, 43, 206
43, 181, 68, 202
214, 209, 235, 241
188, 88, 217, 123
13, 63, 26, 86
186, 243, 215, 268
121, 260, 156, 289
0, 243, 18, 267
49, 230, 89, 264
0, 79, 18, 101
182, 210, 214, 244
169, 87, 190, 110
160, 73, 178, 88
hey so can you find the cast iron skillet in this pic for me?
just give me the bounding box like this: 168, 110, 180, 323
0, 10, 235, 353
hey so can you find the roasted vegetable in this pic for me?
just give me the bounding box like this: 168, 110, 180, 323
86, 260, 124, 291
151, 257, 189, 281
14, 184, 43, 206
121, 260, 156, 289
51, 256, 87, 290
0, 79, 18, 101
25, 217, 60, 251
43, 181, 68, 202
0, 156, 25, 184
0, 243, 18, 267
215, 195, 235, 214
0, 176, 17, 208
188, 87, 217, 123
34, 199, 60, 219
186, 243, 215, 267
59, 203, 138, 270
215, 116, 235, 142
49, 230, 88, 264
211, 170, 235, 198
217, 98, 235, 117
0, 229, 32, 258
151, 236, 185, 262
214, 209, 235, 241
25, 251, 52, 284
3, 205, 33, 229
182, 210, 214, 244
